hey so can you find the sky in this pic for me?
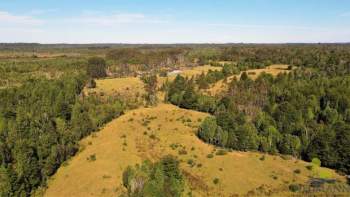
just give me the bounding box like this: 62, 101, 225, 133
0, 0, 350, 43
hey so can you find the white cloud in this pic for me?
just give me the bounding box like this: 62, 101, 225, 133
0, 11, 44, 26
0, 10, 349, 43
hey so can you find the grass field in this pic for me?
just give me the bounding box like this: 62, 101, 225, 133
44, 103, 345, 197
86, 65, 221, 101
86, 77, 145, 96
205, 64, 292, 95
161, 65, 222, 83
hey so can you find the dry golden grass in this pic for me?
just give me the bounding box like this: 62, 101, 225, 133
161, 65, 222, 83
206, 64, 292, 96
85, 77, 145, 97
45, 103, 345, 197
180, 65, 222, 77
85, 65, 219, 97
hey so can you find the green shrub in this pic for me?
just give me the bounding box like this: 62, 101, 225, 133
149, 134, 157, 140
288, 184, 300, 192
87, 154, 96, 161
207, 153, 214, 158
311, 158, 321, 167
170, 143, 179, 150
187, 159, 195, 167
213, 178, 220, 185
122, 155, 184, 196
215, 149, 227, 156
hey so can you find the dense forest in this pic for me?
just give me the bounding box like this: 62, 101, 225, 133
165, 45, 350, 175
0, 73, 124, 196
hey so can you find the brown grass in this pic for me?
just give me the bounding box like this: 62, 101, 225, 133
45, 103, 345, 197
205, 64, 293, 96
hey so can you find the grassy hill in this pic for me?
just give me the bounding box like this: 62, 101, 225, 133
204, 64, 293, 96
44, 103, 346, 197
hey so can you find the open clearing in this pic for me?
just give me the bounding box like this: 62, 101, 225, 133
45, 103, 344, 197
85, 77, 145, 96
206, 64, 292, 95
179, 65, 222, 77
86, 65, 221, 98
162, 65, 222, 82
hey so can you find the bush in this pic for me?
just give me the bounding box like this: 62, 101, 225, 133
215, 149, 227, 156
207, 153, 214, 158
187, 159, 195, 167
122, 155, 184, 196
306, 165, 313, 170
87, 154, 96, 161
288, 184, 300, 192
213, 178, 220, 185
149, 134, 157, 140
178, 149, 188, 155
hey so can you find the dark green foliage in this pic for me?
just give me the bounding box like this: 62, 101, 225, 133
213, 178, 220, 185
215, 149, 227, 156
289, 184, 300, 192
240, 71, 249, 81
86, 57, 107, 78
207, 154, 214, 159
198, 117, 217, 143
141, 74, 158, 106
165, 53, 350, 175
122, 155, 184, 197
0, 75, 124, 196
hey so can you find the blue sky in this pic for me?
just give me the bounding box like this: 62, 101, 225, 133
1, 0, 350, 43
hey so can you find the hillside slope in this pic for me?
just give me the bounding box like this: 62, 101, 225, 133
44, 104, 346, 197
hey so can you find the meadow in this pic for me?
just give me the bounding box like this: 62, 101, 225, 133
44, 103, 345, 197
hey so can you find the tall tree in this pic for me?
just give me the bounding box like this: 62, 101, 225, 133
141, 73, 158, 106
86, 57, 107, 79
